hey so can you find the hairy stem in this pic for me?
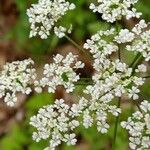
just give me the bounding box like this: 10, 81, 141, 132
112, 98, 121, 150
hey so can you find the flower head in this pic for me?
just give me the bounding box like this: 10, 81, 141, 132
34, 53, 84, 93
0, 59, 36, 106
30, 99, 81, 150
90, 0, 141, 23
27, 0, 75, 39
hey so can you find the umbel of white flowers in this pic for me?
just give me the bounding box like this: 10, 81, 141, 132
90, 0, 141, 23
0, 59, 36, 106
27, 0, 75, 39
30, 99, 83, 150
34, 52, 84, 93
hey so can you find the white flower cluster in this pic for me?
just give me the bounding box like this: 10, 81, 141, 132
71, 95, 121, 134
126, 20, 150, 61
30, 96, 121, 149
80, 94, 121, 133
24, 0, 150, 149
54, 26, 66, 38
27, 0, 75, 39
86, 58, 145, 101
84, 28, 118, 61
114, 20, 150, 61
34, 53, 84, 93
30, 99, 84, 150
115, 29, 135, 43
121, 100, 150, 150
0, 59, 36, 106
89, 0, 141, 23
84, 26, 145, 101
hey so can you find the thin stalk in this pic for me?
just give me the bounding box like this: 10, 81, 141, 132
118, 45, 121, 61
129, 53, 143, 76
65, 35, 92, 59
143, 75, 150, 79
112, 98, 121, 150
115, 21, 121, 61
75, 78, 93, 85
129, 53, 143, 68
75, 82, 93, 86
132, 55, 143, 71
135, 102, 142, 112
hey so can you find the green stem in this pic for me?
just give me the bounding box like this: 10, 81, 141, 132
75, 82, 93, 85
65, 35, 92, 59
129, 53, 141, 67
135, 102, 142, 112
112, 98, 121, 150
129, 53, 143, 76
132, 55, 143, 71
75, 78, 93, 85
115, 21, 122, 61
129, 53, 143, 68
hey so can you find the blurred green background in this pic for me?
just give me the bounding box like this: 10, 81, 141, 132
0, 0, 150, 150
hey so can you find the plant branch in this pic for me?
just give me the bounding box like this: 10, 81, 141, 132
65, 35, 92, 59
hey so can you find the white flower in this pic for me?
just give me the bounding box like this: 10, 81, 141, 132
142, 136, 150, 148
83, 109, 93, 128
108, 106, 121, 116
64, 134, 77, 145
128, 86, 140, 100
4, 93, 17, 107
132, 20, 147, 35
54, 26, 66, 38
140, 100, 150, 113
97, 121, 110, 134
27, 0, 75, 39
115, 29, 135, 43
0, 59, 36, 106
89, 0, 141, 23
133, 77, 145, 86
34, 53, 84, 93
135, 64, 147, 73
